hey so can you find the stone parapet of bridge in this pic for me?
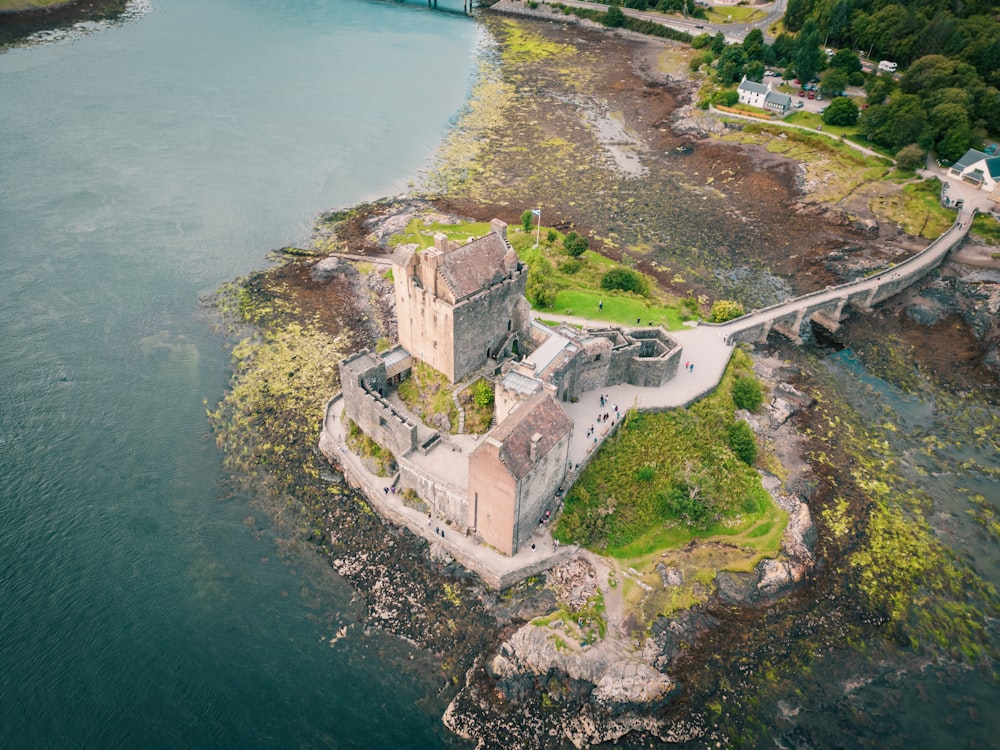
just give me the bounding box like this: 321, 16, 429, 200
703, 210, 971, 346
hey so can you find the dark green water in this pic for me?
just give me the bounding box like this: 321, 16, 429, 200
0, 1, 479, 746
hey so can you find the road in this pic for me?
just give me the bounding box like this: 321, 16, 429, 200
536, 0, 786, 43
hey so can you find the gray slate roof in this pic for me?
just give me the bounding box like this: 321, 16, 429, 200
765, 90, 792, 108
438, 232, 513, 301
487, 393, 572, 480
953, 148, 987, 170
738, 78, 769, 96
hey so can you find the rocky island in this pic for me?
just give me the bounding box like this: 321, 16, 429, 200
208, 7, 1000, 748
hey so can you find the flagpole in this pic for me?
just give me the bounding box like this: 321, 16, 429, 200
535, 207, 541, 247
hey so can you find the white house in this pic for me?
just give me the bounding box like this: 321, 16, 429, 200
736, 76, 792, 114
948, 148, 1000, 191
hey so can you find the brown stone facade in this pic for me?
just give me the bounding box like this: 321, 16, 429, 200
392, 219, 530, 383
468, 394, 573, 555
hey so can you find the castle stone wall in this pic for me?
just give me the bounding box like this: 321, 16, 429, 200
451, 271, 530, 383
398, 459, 469, 528
512, 431, 571, 554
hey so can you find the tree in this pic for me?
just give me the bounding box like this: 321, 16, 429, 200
546, 229, 558, 244
709, 299, 744, 323
526, 258, 558, 308
930, 101, 972, 160
563, 231, 589, 257
822, 96, 859, 126
520, 209, 533, 233
819, 68, 849, 96
711, 32, 726, 56
603, 5, 625, 28
742, 28, 765, 62
727, 421, 758, 465
830, 48, 862, 76
793, 23, 824, 82
771, 33, 795, 67
717, 45, 747, 85
783, 0, 808, 33
865, 72, 897, 107
894, 144, 925, 171
745, 60, 766, 83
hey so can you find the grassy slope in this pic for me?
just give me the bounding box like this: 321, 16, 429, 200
0, 0, 74, 11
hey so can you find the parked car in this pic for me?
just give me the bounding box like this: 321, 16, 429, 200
799, 89, 806, 97
816, 94, 824, 100
808, 92, 815, 99
793, 79, 800, 85
818, 107, 826, 114
794, 101, 804, 108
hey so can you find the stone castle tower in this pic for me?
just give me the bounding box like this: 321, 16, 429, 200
391, 219, 531, 383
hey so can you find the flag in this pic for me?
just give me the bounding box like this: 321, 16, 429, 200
531, 208, 540, 216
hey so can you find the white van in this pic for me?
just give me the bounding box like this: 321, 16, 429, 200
877, 60, 897, 73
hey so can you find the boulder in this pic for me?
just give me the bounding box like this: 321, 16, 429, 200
592, 660, 675, 705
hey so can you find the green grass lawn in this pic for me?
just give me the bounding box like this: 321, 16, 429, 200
391, 214, 696, 329
704, 5, 766, 23
554, 349, 786, 559
547, 289, 685, 330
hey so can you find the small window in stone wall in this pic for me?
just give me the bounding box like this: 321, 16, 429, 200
379, 417, 387, 427
594, 354, 602, 362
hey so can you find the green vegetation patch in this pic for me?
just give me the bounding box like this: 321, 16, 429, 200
704, 5, 766, 24
397, 361, 459, 433
555, 350, 784, 557
971, 214, 1000, 245
872, 177, 954, 239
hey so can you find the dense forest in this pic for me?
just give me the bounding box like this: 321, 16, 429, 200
779, 0, 1000, 159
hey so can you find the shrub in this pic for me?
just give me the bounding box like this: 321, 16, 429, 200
546, 229, 558, 244
559, 258, 581, 274
709, 299, 745, 322
727, 421, 758, 465
471, 379, 494, 408
636, 465, 655, 482
527, 258, 558, 307
603, 5, 625, 27
600, 267, 649, 296
732, 374, 763, 411
713, 89, 739, 107
895, 144, 925, 172
521, 209, 534, 233
681, 297, 700, 316
563, 231, 589, 257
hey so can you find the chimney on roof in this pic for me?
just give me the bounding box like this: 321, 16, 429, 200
529, 432, 542, 463
490, 218, 508, 241
433, 233, 451, 253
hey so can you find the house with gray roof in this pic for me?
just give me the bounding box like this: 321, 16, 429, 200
736, 76, 792, 115
948, 148, 1000, 191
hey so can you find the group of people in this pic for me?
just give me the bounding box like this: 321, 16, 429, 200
683, 360, 695, 373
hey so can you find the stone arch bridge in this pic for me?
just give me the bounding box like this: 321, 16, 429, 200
713, 209, 974, 346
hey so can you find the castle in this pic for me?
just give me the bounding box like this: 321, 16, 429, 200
338, 220, 682, 555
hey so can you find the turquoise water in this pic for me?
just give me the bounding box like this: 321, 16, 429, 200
0, 1, 479, 746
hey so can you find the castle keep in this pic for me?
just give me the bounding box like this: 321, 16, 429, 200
392, 218, 530, 383
337, 220, 682, 556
